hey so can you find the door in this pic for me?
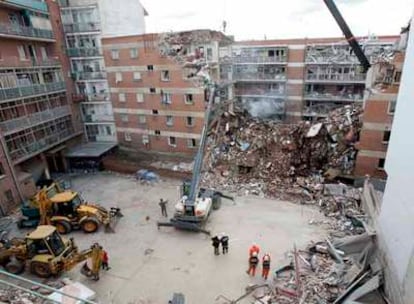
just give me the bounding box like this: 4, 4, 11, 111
27, 45, 37, 63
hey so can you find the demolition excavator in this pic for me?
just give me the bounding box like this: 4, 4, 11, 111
157, 85, 233, 234
18, 180, 122, 234
0, 225, 103, 279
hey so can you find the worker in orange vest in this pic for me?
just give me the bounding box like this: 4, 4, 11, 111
249, 243, 260, 257
246, 251, 259, 276
262, 253, 271, 280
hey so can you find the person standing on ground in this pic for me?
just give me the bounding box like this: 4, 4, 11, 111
159, 198, 168, 217
220, 233, 229, 254
262, 253, 271, 280
247, 251, 259, 276
101, 248, 110, 270
211, 235, 220, 255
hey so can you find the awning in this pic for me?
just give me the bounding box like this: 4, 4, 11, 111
64, 142, 117, 158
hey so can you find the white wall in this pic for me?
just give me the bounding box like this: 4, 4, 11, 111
378, 12, 414, 304
99, 0, 146, 38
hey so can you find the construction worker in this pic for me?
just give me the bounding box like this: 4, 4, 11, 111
249, 243, 260, 257
211, 235, 220, 255
262, 253, 271, 280
101, 248, 110, 270
91, 243, 102, 281
247, 251, 259, 276
220, 233, 229, 254
159, 199, 168, 217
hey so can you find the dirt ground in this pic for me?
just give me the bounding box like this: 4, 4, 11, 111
46, 172, 328, 304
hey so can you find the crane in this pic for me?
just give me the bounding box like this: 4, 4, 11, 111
323, 0, 371, 72
157, 84, 233, 234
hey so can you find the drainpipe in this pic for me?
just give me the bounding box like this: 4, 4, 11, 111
0, 135, 24, 203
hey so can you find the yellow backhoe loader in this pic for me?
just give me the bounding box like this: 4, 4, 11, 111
0, 225, 103, 279
18, 181, 122, 234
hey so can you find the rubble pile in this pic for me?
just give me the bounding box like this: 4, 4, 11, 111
202, 104, 363, 200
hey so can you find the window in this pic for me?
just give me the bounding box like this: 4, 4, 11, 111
40, 47, 47, 60
166, 115, 173, 126
136, 93, 144, 103
161, 92, 172, 104
138, 115, 146, 124
111, 49, 119, 60
187, 138, 197, 148
17, 45, 26, 60
130, 48, 138, 59
186, 116, 194, 126
147, 65, 154, 71
133, 72, 141, 81
383, 130, 391, 143
184, 94, 194, 104
378, 158, 385, 169
168, 136, 176, 147
149, 88, 156, 94
207, 48, 213, 61
161, 70, 170, 81
152, 109, 159, 115
121, 114, 128, 122
142, 134, 149, 144
119, 93, 126, 102
394, 71, 402, 83
388, 100, 396, 114
124, 132, 131, 141
4, 190, 13, 204
105, 126, 112, 136
115, 72, 123, 83
155, 130, 161, 136
0, 162, 5, 177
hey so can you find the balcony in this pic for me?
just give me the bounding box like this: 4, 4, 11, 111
83, 114, 114, 123
0, 105, 71, 135
9, 128, 76, 164
0, 0, 48, 13
67, 47, 102, 57
232, 56, 287, 64
72, 71, 106, 81
0, 57, 61, 68
0, 81, 66, 101
233, 72, 286, 82
306, 73, 366, 84
0, 22, 54, 41
304, 92, 364, 102
63, 23, 100, 33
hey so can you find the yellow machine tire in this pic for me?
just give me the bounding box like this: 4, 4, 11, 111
4, 259, 24, 274
54, 220, 72, 235
81, 217, 99, 233
30, 262, 52, 278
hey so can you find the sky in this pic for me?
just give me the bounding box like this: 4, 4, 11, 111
140, 0, 414, 41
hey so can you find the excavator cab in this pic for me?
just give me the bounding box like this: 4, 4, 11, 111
26, 226, 65, 258
50, 192, 82, 218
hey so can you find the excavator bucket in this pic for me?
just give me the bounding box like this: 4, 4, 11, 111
104, 207, 123, 233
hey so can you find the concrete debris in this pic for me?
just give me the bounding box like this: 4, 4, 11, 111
201, 104, 363, 203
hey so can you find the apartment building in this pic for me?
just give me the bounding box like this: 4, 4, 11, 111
58, 0, 147, 143
0, 0, 82, 211
220, 36, 398, 122
102, 30, 231, 155
355, 28, 408, 179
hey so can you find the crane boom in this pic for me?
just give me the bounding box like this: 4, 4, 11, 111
323, 0, 371, 72
187, 86, 216, 204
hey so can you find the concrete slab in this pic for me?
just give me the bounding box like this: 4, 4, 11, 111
59, 172, 328, 304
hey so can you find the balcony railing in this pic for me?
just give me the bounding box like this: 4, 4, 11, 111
67, 47, 102, 57
0, 22, 54, 40
0, 105, 71, 134
85, 93, 110, 101
0, 57, 61, 68
9, 128, 75, 163
232, 55, 287, 64
233, 73, 286, 82
235, 89, 285, 98
304, 92, 364, 102
63, 23, 100, 33
0, 81, 66, 101
73, 71, 106, 81
83, 114, 114, 122
306, 74, 366, 82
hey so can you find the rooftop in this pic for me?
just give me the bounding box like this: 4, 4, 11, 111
65, 142, 117, 158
